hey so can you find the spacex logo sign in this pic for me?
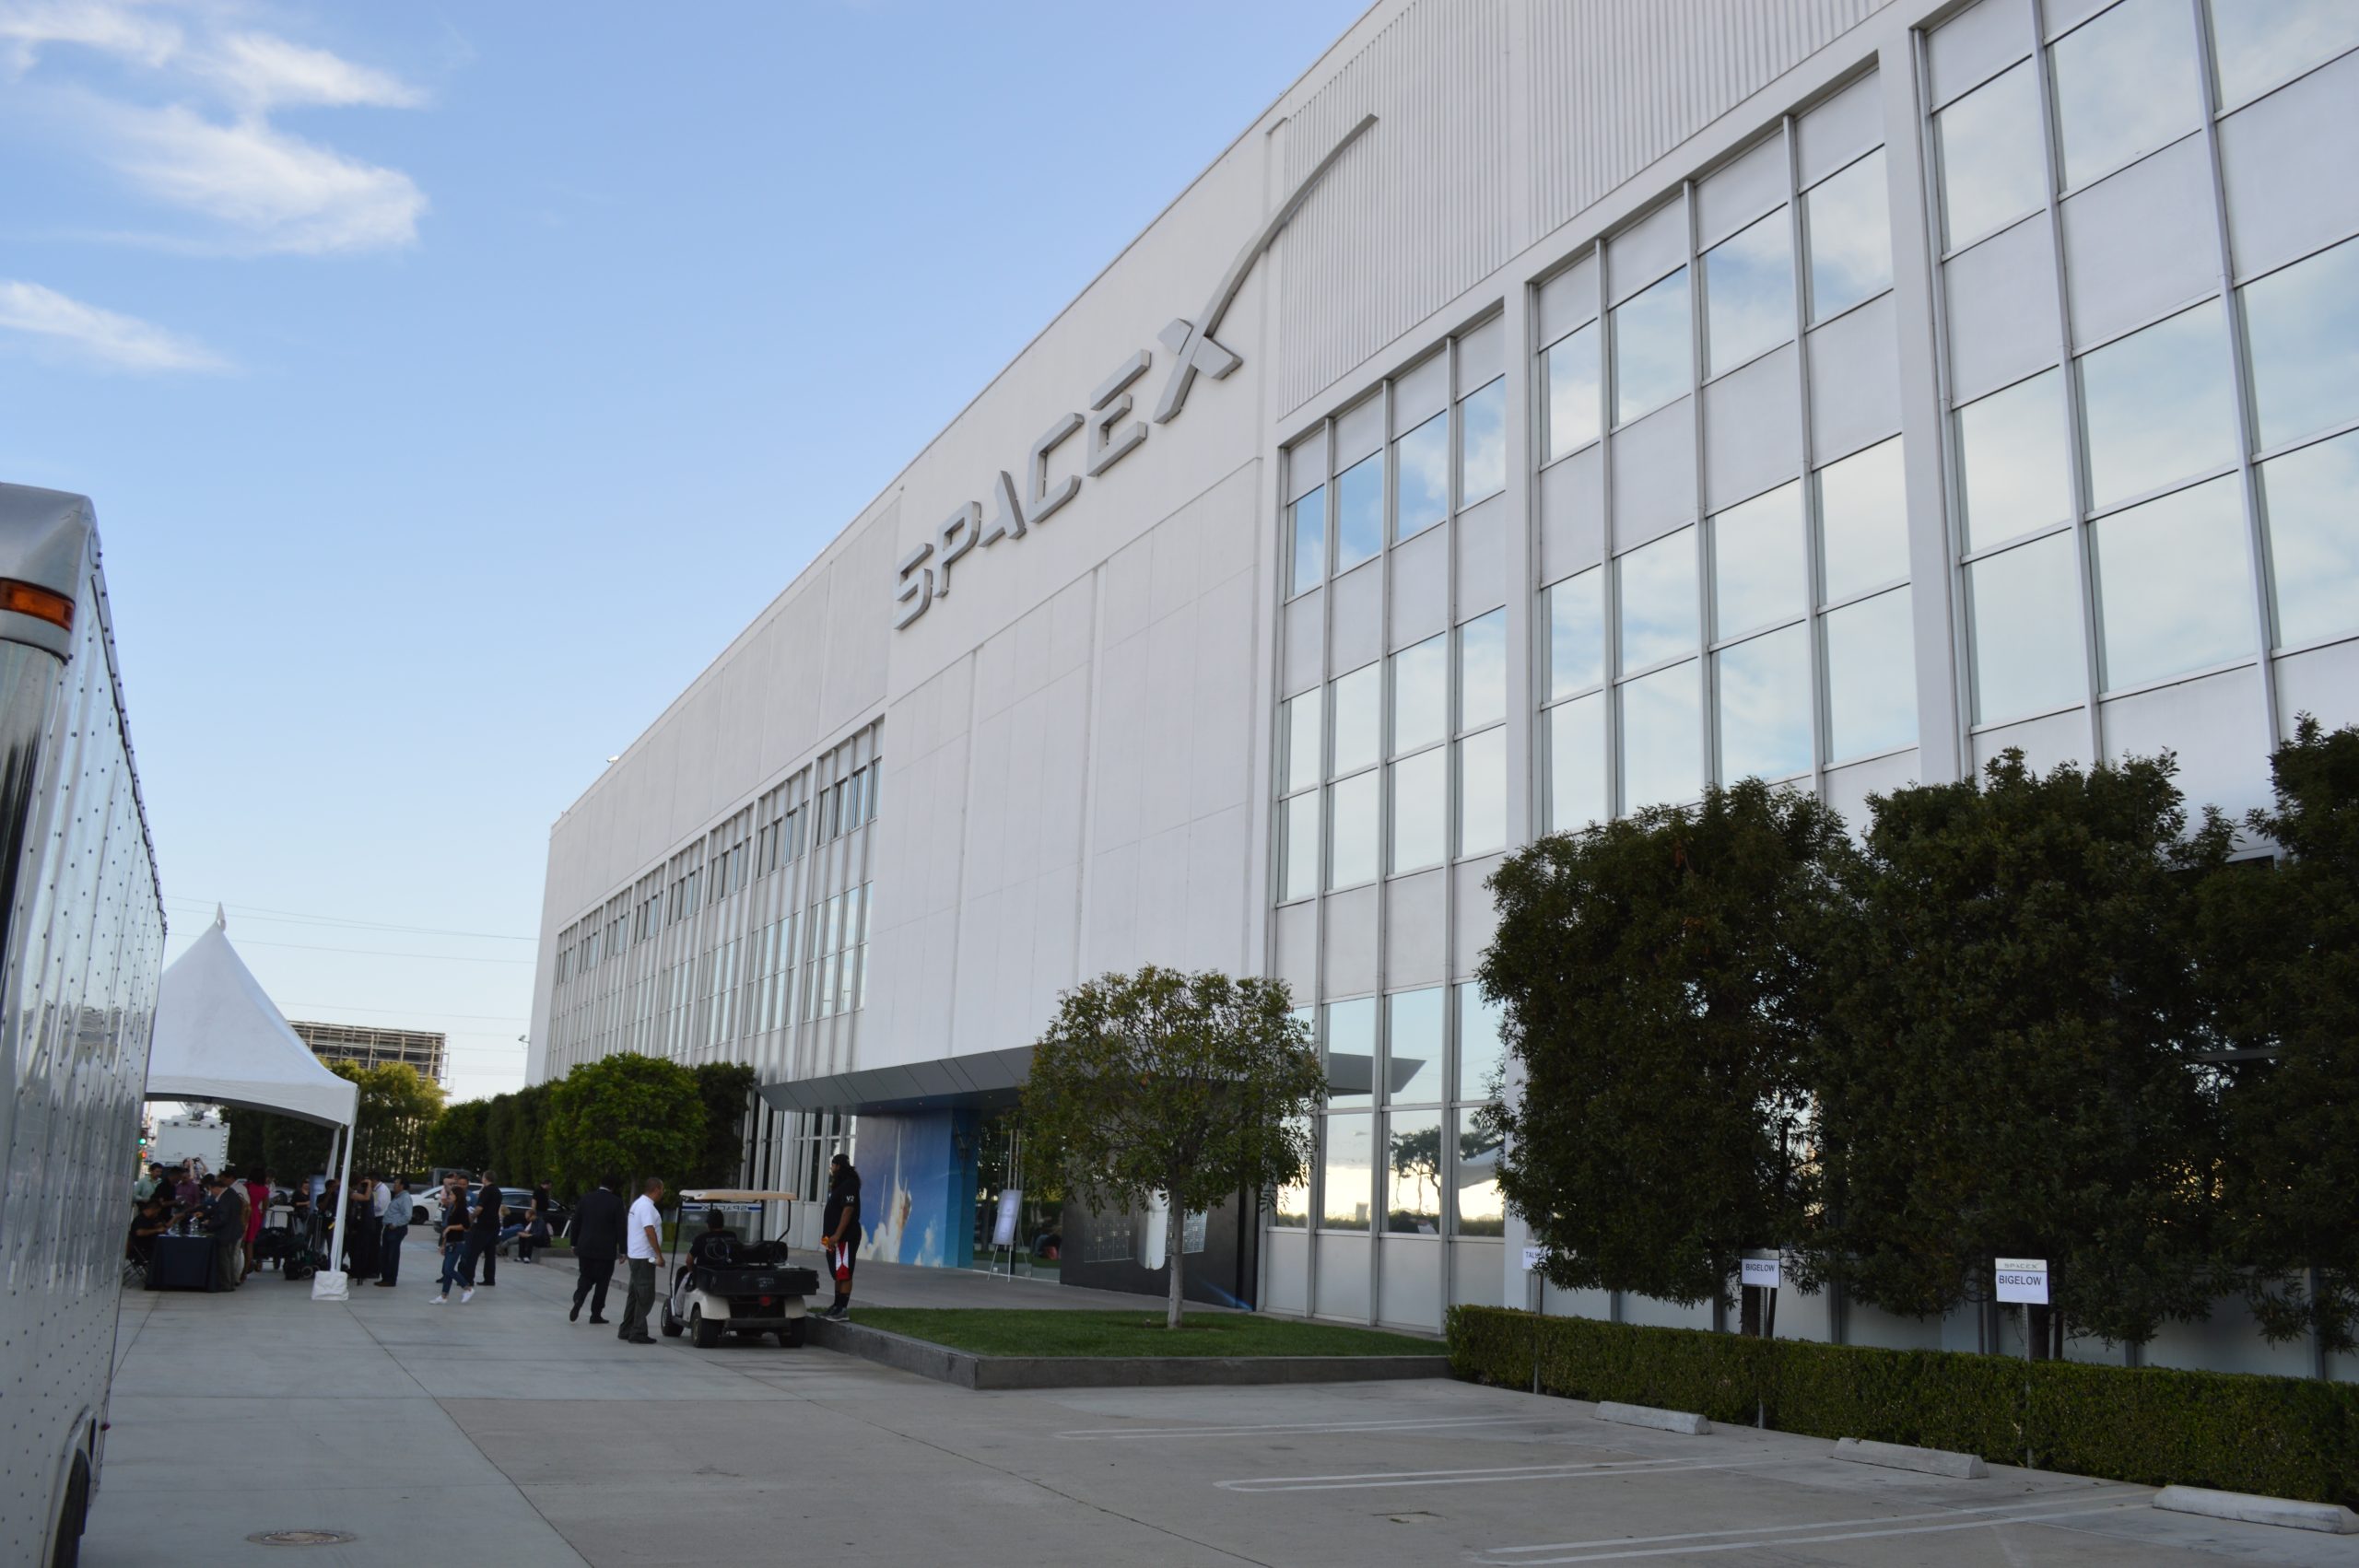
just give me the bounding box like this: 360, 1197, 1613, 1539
894, 113, 1377, 630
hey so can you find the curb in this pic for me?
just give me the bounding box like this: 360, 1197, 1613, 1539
1831, 1437, 1989, 1480
2152, 1485, 2359, 1535
1594, 1401, 1711, 1435
806, 1318, 1451, 1390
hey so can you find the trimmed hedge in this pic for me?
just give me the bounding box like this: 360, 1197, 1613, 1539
1448, 1305, 2359, 1507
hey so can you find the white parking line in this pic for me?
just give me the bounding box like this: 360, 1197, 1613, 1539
1056, 1412, 1564, 1441
1482, 1492, 2147, 1557
1219, 1457, 1762, 1493
1480, 1501, 2149, 1562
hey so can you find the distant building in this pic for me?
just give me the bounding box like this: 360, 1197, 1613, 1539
289, 1020, 447, 1085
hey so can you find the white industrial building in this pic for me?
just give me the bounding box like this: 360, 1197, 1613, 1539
530, 0, 2359, 1376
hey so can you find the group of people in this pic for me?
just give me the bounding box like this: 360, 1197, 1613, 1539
127, 1153, 868, 1331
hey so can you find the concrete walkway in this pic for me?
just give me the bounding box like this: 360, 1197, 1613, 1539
82, 1231, 2353, 1567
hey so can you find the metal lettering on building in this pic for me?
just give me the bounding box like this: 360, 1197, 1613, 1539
894, 113, 1377, 630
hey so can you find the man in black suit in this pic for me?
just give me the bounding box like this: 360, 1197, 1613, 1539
568, 1175, 626, 1324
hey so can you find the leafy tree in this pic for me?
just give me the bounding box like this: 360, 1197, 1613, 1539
347, 1062, 444, 1179
1387, 1121, 1442, 1231
540, 1052, 703, 1200
1024, 966, 1324, 1328
1805, 752, 2229, 1351
1484, 779, 1845, 1313
687, 1062, 757, 1189
2202, 718, 2359, 1351
427, 1097, 491, 1173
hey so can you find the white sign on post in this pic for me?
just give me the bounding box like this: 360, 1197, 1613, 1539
1995, 1258, 2049, 1305
1521, 1245, 1548, 1271
1741, 1258, 1781, 1290
992, 1188, 1023, 1249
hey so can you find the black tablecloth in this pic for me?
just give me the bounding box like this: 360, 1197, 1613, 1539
148, 1233, 217, 1292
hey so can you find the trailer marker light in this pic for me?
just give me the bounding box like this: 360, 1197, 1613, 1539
0, 579, 74, 631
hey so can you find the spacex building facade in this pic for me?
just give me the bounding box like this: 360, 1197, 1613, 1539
530, 0, 2359, 1375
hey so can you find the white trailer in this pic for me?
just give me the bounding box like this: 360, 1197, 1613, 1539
0, 485, 167, 1568
148, 1113, 228, 1173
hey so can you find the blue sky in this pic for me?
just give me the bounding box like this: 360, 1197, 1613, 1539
0, 0, 1367, 1099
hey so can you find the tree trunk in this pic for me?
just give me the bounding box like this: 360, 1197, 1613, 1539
1167, 1185, 1185, 1330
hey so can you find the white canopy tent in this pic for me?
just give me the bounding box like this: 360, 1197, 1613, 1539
146, 910, 360, 1296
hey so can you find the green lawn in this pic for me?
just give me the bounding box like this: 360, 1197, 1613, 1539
848, 1308, 1441, 1359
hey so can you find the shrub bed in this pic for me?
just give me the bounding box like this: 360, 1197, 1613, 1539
1448, 1305, 2359, 1506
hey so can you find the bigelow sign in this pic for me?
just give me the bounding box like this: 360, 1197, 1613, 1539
893, 114, 1377, 631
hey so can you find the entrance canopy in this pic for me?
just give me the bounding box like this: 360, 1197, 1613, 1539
146, 910, 357, 1129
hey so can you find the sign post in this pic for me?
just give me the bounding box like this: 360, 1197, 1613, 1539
1996, 1258, 2049, 1469
1521, 1245, 1547, 1394
992, 1188, 1023, 1275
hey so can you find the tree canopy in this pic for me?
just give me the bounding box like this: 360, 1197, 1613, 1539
1024, 966, 1324, 1327
1484, 778, 1847, 1310
1806, 752, 2230, 1348
538, 1052, 705, 1199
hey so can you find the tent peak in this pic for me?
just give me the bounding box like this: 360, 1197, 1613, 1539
213, 904, 226, 931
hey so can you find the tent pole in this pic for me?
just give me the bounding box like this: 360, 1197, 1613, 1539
326, 1120, 355, 1282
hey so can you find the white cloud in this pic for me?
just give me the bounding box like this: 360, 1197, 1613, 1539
0, 0, 182, 71
106, 101, 427, 253
0, 279, 228, 371
202, 30, 425, 111
4, 0, 428, 252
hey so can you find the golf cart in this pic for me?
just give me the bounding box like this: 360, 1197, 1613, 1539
660, 1189, 821, 1349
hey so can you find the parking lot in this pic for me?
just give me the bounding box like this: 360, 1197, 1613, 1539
87, 1240, 2351, 1566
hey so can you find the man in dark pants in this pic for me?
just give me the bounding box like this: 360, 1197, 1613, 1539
462, 1172, 502, 1291
619, 1176, 666, 1344
568, 1175, 626, 1324
205, 1174, 248, 1293
375, 1176, 410, 1286
821, 1154, 860, 1320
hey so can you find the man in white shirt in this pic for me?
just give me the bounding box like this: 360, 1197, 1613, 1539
619, 1177, 666, 1345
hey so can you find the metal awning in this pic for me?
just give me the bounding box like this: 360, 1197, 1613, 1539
756, 1046, 1033, 1115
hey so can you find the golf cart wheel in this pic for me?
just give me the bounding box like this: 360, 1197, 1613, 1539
660, 1305, 683, 1339
690, 1305, 722, 1349
780, 1317, 806, 1348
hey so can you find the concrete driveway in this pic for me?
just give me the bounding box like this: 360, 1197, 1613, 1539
83, 1234, 2351, 1567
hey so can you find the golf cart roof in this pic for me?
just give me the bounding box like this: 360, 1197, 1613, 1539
679, 1189, 798, 1202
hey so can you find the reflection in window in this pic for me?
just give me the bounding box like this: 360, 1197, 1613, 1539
1547, 692, 1607, 834
1818, 437, 1909, 602
1935, 61, 2045, 249
2242, 236, 2359, 451
1272, 1113, 1310, 1226
1619, 527, 1699, 669
1711, 482, 1806, 638
1332, 663, 1380, 777
1329, 771, 1379, 890
1457, 984, 1506, 1102
1544, 319, 1602, 459
2051, 0, 2201, 190
1825, 586, 1919, 760
1324, 998, 1376, 1109
1289, 484, 1326, 596
1716, 625, 1812, 782
1957, 370, 2071, 551
2210, 0, 2359, 107
1282, 688, 1321, 795
1334, 452, 1383, 575
1461, 378, 1507, 505
2078, 302, 2236, 509
1704, 207, 1794, 377
2093, 474, 2252, 690
1458, 609, 1508, 731
1390, 749, 1446, 873
1614, 265, 1691, 425
1453, 1108, 1505, 1235
1385, 988, 1445, 1104
2260, 430, 2359, 649
1280, 792, 1320, 903
1386, 1108, 1444, 1233
1621, 660, 1702, 810
1549, 568, 1605, 698
1391, 635, 1447, 755
1458, 726, 1507, 857
1320, 1112, 1372, 1229
1805, 149, 1892, 323
1395, 410, 1449, 541
1969, 531, 2084, 721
